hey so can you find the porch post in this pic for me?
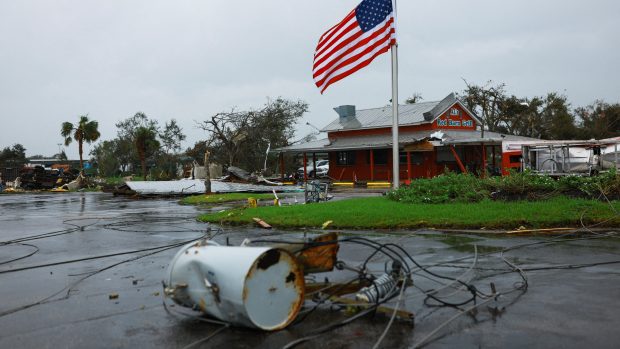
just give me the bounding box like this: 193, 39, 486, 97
279, 152, 284, 180
370, 150, 375, 181
303, 152, 308, 182
312, 152, 317, 178
492, 146, 496, 170
407, 151, 412, 181
481, 143, 487, 178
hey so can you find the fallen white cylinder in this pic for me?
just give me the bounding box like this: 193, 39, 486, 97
165, 242, 305, 330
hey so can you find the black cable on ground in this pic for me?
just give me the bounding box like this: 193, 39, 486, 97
0, 240, 194, 275
0, 233, 207, 317
0, 243, 39, 265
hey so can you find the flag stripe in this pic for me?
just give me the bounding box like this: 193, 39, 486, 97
314, 17, 394, 84
314, 16, 393, 80
313, 17, 394, 79
315, 10, 356, 53
314, 16, 358, 61
319, 44, 392, 93
314, 26, 363, 71
312, 0, 396, 93
315, 28, 395, 89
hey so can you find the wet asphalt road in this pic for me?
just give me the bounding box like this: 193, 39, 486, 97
1, 192, 620, 348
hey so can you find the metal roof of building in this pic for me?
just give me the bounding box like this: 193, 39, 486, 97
321, 93, 481, 132
276, 130, 537, 153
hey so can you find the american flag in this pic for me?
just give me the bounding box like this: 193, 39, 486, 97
313, 0, 396, 93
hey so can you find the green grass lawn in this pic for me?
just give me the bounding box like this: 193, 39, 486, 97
180, 193, 278, 205
197, 196, 620, 230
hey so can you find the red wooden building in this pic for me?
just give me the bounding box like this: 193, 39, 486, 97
277, 93, 533, 183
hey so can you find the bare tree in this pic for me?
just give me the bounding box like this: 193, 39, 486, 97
404, 93, 423, 104
460, 79, 506, 138
196, 98, 308, 171
197, 108, 252, 167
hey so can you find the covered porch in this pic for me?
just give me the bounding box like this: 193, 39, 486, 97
275, 132, 516, 183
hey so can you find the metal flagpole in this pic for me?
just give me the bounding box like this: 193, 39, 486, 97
391, 0, 399, 188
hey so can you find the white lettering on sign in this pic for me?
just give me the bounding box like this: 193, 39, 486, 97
448, 120, 461, 127
463, 120, 473, 127
437, 119, 447, 126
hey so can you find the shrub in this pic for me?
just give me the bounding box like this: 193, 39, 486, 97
484, 170, 558, 200
386, 169, 620, 204
387, 171, 489, 204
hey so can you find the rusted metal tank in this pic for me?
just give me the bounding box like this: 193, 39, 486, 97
165, 241, 305, 331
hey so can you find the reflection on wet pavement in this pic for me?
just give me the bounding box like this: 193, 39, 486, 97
1, 193, 619, 348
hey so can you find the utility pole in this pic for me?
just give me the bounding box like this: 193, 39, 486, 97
204, 147, 211, 194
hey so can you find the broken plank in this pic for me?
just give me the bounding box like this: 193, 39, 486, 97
331, 296, 414, 325
252, 217, 272, 229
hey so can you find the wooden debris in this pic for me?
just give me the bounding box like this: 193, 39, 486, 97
332, 296, 414, 325
305, 279, 370, 298
506, 227, 576, 234
296, 232, 339, 273
252, 217, 272, 229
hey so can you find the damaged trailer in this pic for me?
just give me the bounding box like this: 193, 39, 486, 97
520, 138, 620, 176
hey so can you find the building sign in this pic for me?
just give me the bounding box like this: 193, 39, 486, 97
434, 105, 476, 130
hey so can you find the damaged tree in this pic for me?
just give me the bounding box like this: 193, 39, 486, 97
197, 98, 308, 172
460, 80, 506, 138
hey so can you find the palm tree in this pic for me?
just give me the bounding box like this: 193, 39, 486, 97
134, 126, 160, 180
61, 115, 101, 173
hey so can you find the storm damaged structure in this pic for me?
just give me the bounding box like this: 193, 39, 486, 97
276, 93, 535, 183
515, 137, 620, 176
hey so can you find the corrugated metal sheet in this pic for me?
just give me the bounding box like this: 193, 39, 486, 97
126, 179, 302, 195
277, 130, 538, 153
322, 101, 439, 132
320, 93, 479, 132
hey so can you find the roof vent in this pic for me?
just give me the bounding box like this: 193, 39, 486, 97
423, 111, 433, 121
334, 105, 356, 121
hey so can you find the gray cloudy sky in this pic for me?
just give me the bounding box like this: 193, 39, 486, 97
1, 0, 619, 159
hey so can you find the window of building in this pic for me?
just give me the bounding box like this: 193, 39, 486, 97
366, 149, 388, 165
509, 155, 522, 164
400, 152, 424, 164
450, 108, 461, 116
337, 151, 356, 165
437, 146, 463, 163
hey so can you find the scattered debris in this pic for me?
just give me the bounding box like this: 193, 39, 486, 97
123, 179, 301, 196
292, 232, 339, 273
108, 293, 119, 300
272, 189, 281, 206
322, 220, 333, 229
507, 227, 576, 235
252, 217, 272, 229
332, 296, 414, 325
224, 166, 252, 182
1, 165, 78, 191
304, 180, 332, 203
